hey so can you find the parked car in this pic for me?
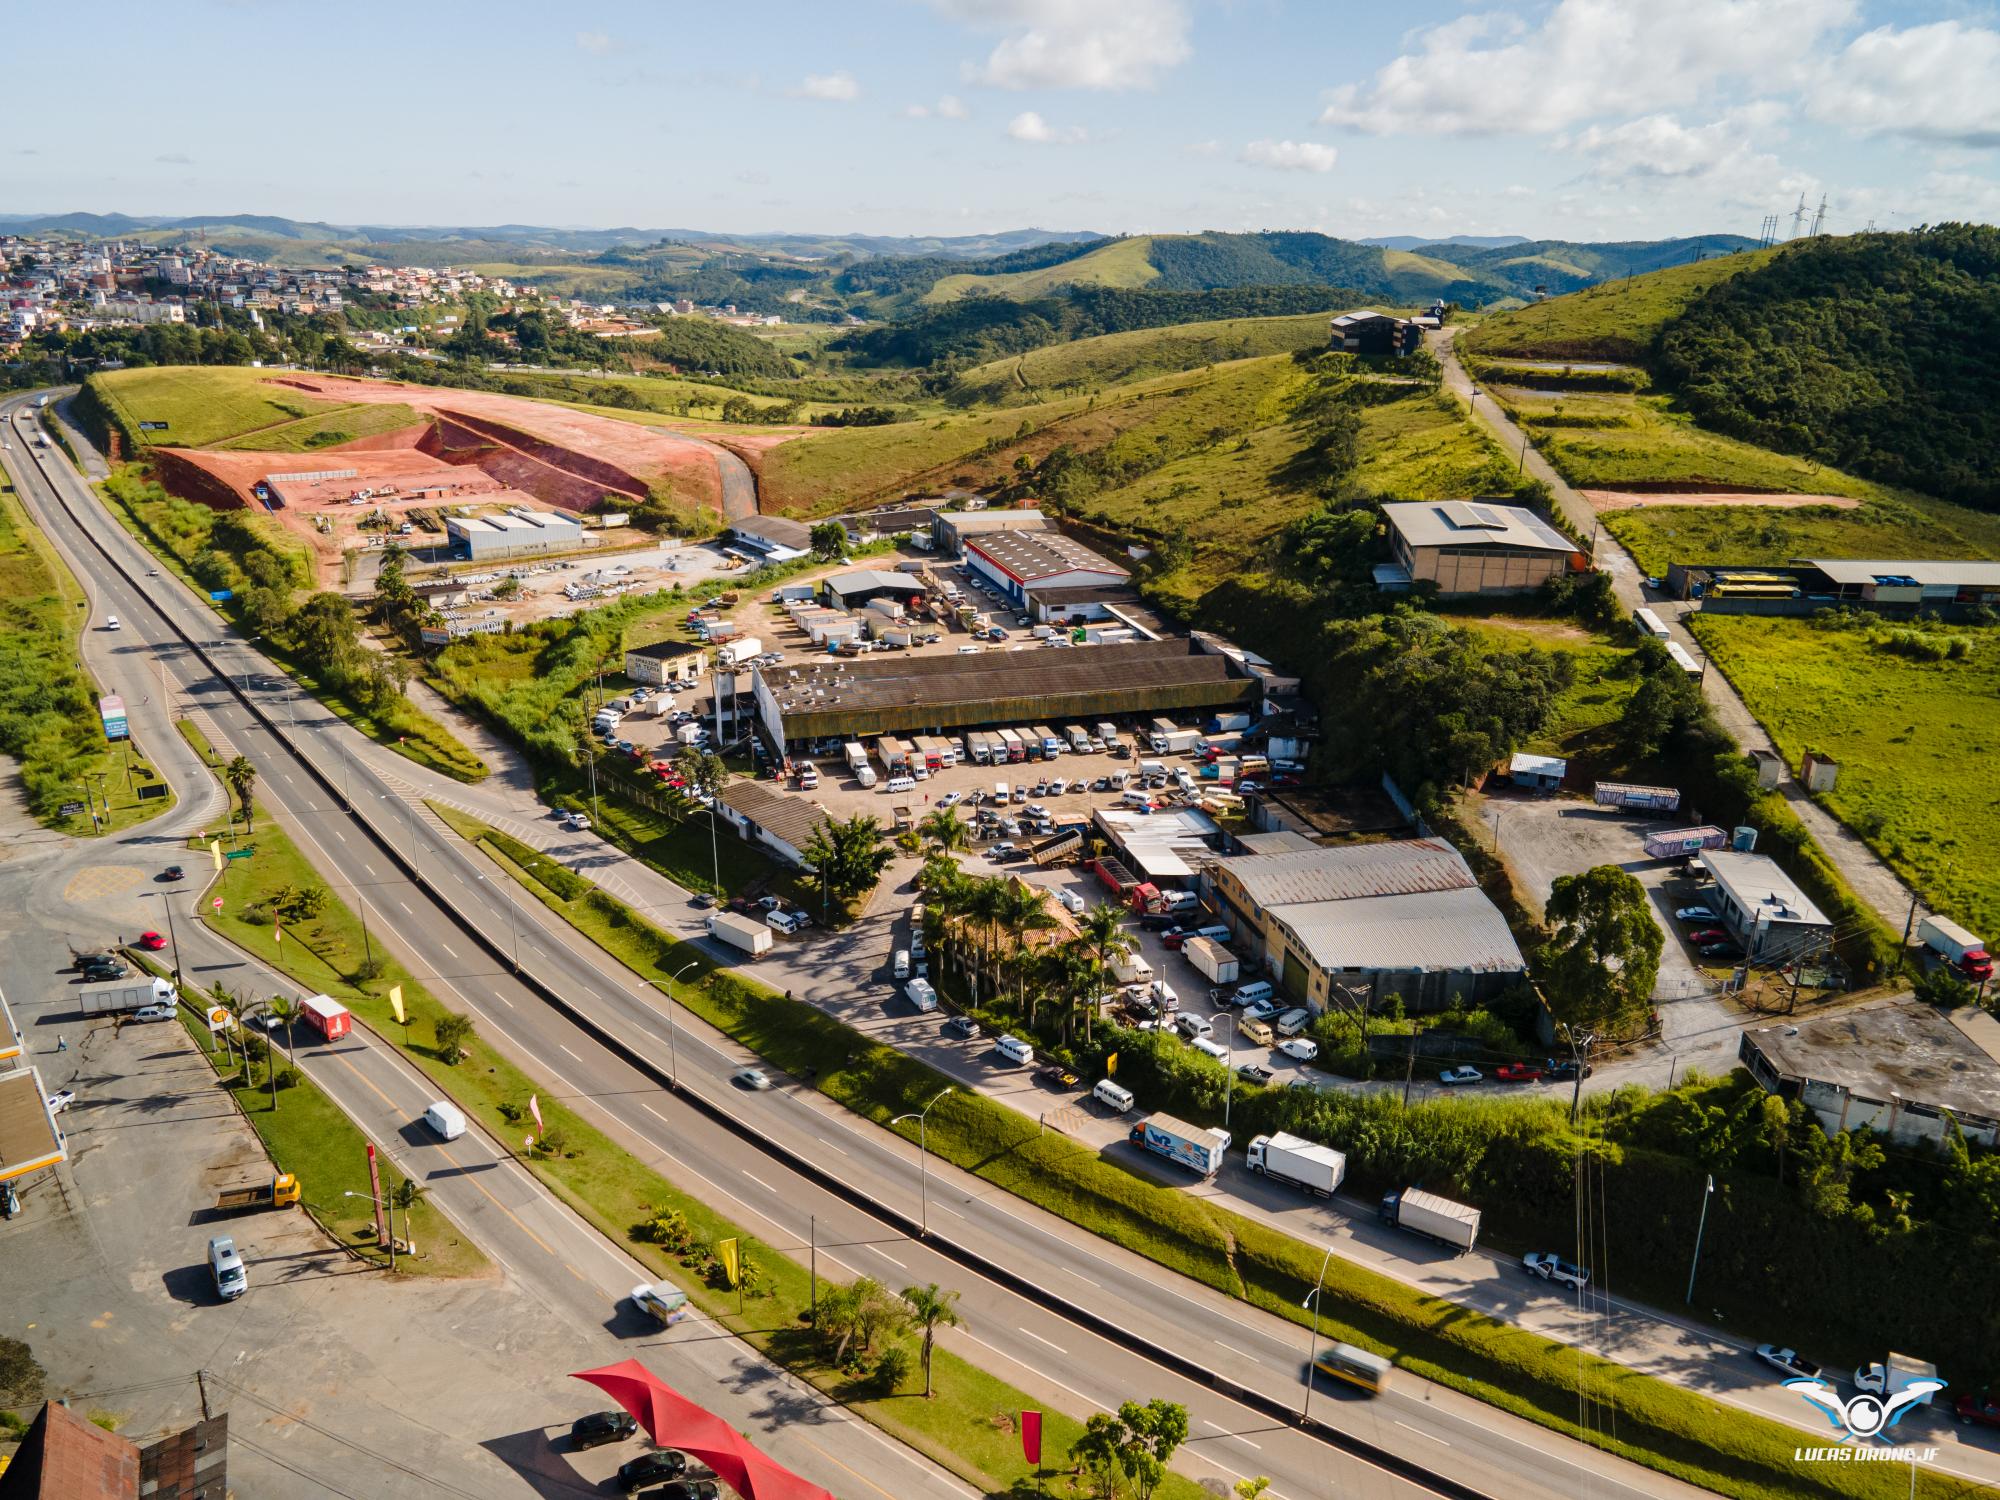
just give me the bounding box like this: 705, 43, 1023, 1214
1698, 941, 1742, 960
131, 1003, 176, 1024
1755, 1345, 1821, 1381
1160, 929, 1192, 950
647, 1482, 720, 1500
1240, 1019, 1275, 1047
570, 1410, 639, 1449
1242, 998, 1283, 1023
136, 931, 168, 951
1522, 1252, 1590, 1290
936, 790, 962, 808
1237, 1064, 1275, 1086
1494, 1062, 1544, 1083
1687, 927, 1729, 946
732, 1068, 773, 1091
1439, 1065, 1484, 1086
1545, 1057, 1594, 1082
1675, 905, 1718, 923
943, 1015, 979, 1040
1955, 1395, 2000, 1429
617, 1451, 691, 1491
46, 1090, 76, 1115
1278, 1037, 1318, 1062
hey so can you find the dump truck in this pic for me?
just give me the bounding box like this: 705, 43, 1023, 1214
78, 976, 176, 1016
214, 1173, 301, 1212
1594, 781, 1682, 812
706, 912, 773, 956
1246, 1133, 1344, 1197
1129, 1114, 1231, 1178
1379, 1187, 1480, 1252
1030, 828, 1083, 866
1183, 936, 1239, 986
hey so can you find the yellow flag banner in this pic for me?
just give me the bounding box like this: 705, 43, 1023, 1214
716, 1236, 741, 1289
388, 984, 405, 1025
210, 839, 223, 872
1106, 1051, 1119, 1076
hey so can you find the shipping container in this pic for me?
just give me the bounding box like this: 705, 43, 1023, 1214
1594, 781, 1682, 812
1183, 936, 1239, 985
1642, 825, 1726, 858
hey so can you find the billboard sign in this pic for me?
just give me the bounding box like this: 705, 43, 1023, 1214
98, 695, 129, 742
139, 420, 171, 431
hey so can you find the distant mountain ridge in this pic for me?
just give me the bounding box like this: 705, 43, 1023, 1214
1361, 234, 1529, 251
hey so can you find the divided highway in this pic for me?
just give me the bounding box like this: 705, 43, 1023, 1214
6, 390, 1723, 1500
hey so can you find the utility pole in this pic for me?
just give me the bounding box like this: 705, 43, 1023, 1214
1568, 1030, 1596, 1122
1685, 1174, 1715, 1303
1900, 895, 1919, 975
1402, 1028, 1418, 1108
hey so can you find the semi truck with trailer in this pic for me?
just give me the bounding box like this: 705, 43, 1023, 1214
1183, 936, 1239, 986
1246, 1133, 1345, 1196
78, 976, 176, 1016
1379, 1187, 1480, 1251
706, 912, 773, 956
1918, 916, 1992, 980
1130, 1114, 1231, 1177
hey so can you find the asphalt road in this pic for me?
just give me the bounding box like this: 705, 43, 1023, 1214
15, 389, 1977, 1498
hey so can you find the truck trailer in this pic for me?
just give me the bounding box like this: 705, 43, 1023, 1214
1183, 936, 1239, 986
716, 637, 763, 670
1918, 916, 1992, 980
77, 976, 176, 1016
1246, 1133, 1345, 1197
1159, 729, 1205, 755
1594, 781, 1682, 813
707, 912, 773, 956
1379, 1187, 1480, 1252
1130, 1114, 1231, 1177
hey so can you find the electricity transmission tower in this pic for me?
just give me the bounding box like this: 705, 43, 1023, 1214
1808, 196, 1828, 237
1789, 195, 1809, 238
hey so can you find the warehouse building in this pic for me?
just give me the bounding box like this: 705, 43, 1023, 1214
717, 778, 831, 869
932, 508, 1048, 555
445, 510, 585, 561
1378, 501, 1578, 596
750, 637, 1257, 749
1202, 838, 1526, 1011
724, 515, 812, 561
624, 640, 708, 688
1092, 805, 1224, 887
1740, 1001, 2000, 1148
820, 568, 923, 611
1698, 848, 1834, 962
965, 530, 1130, 609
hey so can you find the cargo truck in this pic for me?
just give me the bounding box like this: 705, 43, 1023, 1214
78, 976, 176, 1016
1246, 1133, 1345, 1197
998, 729, 1025, 763
706, 912, 773, 956
1853, 1353, 1943, 1407
1159, 729, 1205, 755
1130, 1114, 1231, 1178
1035, 726, 1063, 758
1379, 1187, 1480, 1252
214, 1173, 301, 1212
1206, 712, 1251, 734
299, 994, 352, 1042
878, 737, 912, 774
1594, 781, 1682, 813
844, 742, 870, 776
716, 637, 763, 670
1919, 916, 1992, 980
1109, 950, 1153, 986
1183, 936, 1239, 985
1066, 725, 1092, 754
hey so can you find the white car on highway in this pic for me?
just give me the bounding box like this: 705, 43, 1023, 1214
1522, 1252, 1590, 1290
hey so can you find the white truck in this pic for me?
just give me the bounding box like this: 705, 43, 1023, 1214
1183, 936, 1239, 986
1159, 728, 1205, 755
1379, 1187, 1481, 1252
1918, 916, 1992, 981
1246, 1132, 1345, 1197
844, 742, 871, 777
706, 911, 773, 957
1109, 951, 1154, 986
1853, 1352, 1943, 1407
716, 637, 763, 670
78, 976, 177, 1016
1128, 1114, 1231, 1178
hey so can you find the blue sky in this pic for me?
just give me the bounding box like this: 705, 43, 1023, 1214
6, 0, 1996, 242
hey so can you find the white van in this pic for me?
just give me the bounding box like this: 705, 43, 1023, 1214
1121, 788, 1154, 812
1149, 980, 1180, 1013
906, 978, 939, 1012
1190, 1036, 1230, 1063
207, 1235, 247, 1300
1092, 1079, 1135, 1113
855, 764, 878, 788
995, 1034, 1034, 1066
894, 949, 911, 979
1234, 980, 1275, 1008
1274, 1008, 1313, 1038
423, 1100, 467, 1141
1175, 1012, 1214, 1041
885, 775, 916, 794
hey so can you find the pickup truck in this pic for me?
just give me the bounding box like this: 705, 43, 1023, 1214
214, 1173, 301, 1212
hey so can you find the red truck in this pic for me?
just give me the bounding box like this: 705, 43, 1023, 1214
299, 994, 352, 1042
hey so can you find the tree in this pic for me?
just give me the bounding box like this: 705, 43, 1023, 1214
1618, 640, 1705, 759
917, 807, 969, 855
1067, 1413, 1123, 1500
810, 521, 850, 559
800, 814, 896, 902
224, 755, 257, 830
391, 1177, 424, 1250
899, 1282, 962, 1398
816, 1277, 906, 1367
1113, 1399, 1188, 1500
1075, 902, 1133, 1041
1235, 1480, 1272, 1500
432, 1010, 474, 1063
1538, 865, 1664, 1032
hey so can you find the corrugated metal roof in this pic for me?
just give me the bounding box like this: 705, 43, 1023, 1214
1234, 830, 1320, 854
1703, 849, 1831, 928
1805, 559, 2000, 588
968, 530, 1129, 583
1276, 887, 1526, 975
721, 779, 831, 856
1382, 501, 1574, 554
1217, 838, 1475, 906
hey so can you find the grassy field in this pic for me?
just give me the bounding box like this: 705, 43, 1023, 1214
922, 236, 1160, 303
1605, 494, 2000, 579
1462, 250, 1777, 362
446, 806, 1944, 1500
1690, 614, 2000, 935
92, 366, 353, 449
1455, 617, 1641, 763
0, 474, 175, 834
951, 311, 1335, 402
1493, 388, 1889, 497
217, 401, 426, 452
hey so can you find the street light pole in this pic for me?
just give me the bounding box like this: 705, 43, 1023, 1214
891, 1086, 953, 1236
1219, 1012, 1236, 1130
1301, 1243, 1335, 1423
1686, 1173, 1715, 1304
658, 960, 700, 1085
150, 890, 184, 987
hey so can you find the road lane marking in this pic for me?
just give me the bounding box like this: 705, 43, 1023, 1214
958, 1331, 1103, 1411
1394, 1419, 1450, 1445
1201, 1419, 1261, 1451
743, 1170, 777, 1193
866, 1246, 906, 1269
930, 1201, 963, 1219
1213, 1339, 1257, 1361
438, 942, 458, 959
1017, 1326, 1067, 1355
1064, 1267, 1101, 1288
559, 1044, 583, 1062
398, 901, 413, 914
640, 1102, 672, 1124
331, 828, 346, 843
814, 1135, 848, 1157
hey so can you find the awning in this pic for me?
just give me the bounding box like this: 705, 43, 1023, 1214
572, 1360, 837, 1500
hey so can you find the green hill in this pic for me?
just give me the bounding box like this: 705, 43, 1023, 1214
1461, 249, 1777, 362
923, 237, 1160, 303
1437, 235, 1757, 295
949, 311, 1335, 402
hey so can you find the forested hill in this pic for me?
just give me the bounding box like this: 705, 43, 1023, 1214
1655, 226, 2000, 509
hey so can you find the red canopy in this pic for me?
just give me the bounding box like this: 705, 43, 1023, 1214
572, 1359, 838, 1500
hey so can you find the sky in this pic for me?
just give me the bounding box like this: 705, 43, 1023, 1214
5, 0, 1998, 243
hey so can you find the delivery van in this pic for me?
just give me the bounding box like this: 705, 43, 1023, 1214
423, 1101, 467, 1141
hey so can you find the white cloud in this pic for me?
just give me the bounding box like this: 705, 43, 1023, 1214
906, 94, 970, 120
1568, 114, 1763, 180
1182, 139, 1220, 158
1809, 21, 2000, 148
575, 30, 614, 55
1241, 139, 1338, 173
931, 0, 1192, 91
795, 71, 860, 102
1319, 0, 1854, 136
1007, 110, 1087, 145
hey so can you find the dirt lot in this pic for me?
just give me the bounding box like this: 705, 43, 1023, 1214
1582, 489, 1863, 511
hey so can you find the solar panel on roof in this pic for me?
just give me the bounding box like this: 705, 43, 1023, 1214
1466, 504, 1504, 527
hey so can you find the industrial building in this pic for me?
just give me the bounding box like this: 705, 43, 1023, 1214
749, 637, 1258, 749
1202, 838, 1526, 1011
724, 515, 812, 561
931, 507, 1048, 555
1698, 848, 1834, 962
717, 778, 830, 869
1664, 557, 2000, 617
1740, 1001, 2000, 1148
623, 639, 707, 688
1092, 805, 1224, 887
445, 510, 585, 561
820, 568, 924, 611
1327, 310, 1423, 356
1508, 752, 1567, 792
1378, 501, 1578, 596
965, 530, 1130, 608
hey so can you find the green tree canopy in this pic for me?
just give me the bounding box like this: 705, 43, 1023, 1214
1538, 864, 1664, 1033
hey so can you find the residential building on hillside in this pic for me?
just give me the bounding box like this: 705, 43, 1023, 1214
1698, 848, 1834, 962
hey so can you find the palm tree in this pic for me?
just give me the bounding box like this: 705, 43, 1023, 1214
917, 807, 969, 855
1074, 902, 1133, 1042
959, 877, 1009, 1003
224, 756, 257, 832
391, 1177, 424, 1251
1050, 943, 1102, 1045
900, 1282, 963, 1398
995, 881, 1056, 1019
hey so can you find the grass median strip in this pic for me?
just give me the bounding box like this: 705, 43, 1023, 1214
202, 799, 1205, 1497
439, 805, 1960, 1500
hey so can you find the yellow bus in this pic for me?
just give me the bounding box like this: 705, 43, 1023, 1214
1313, 1342, 1393, 1395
